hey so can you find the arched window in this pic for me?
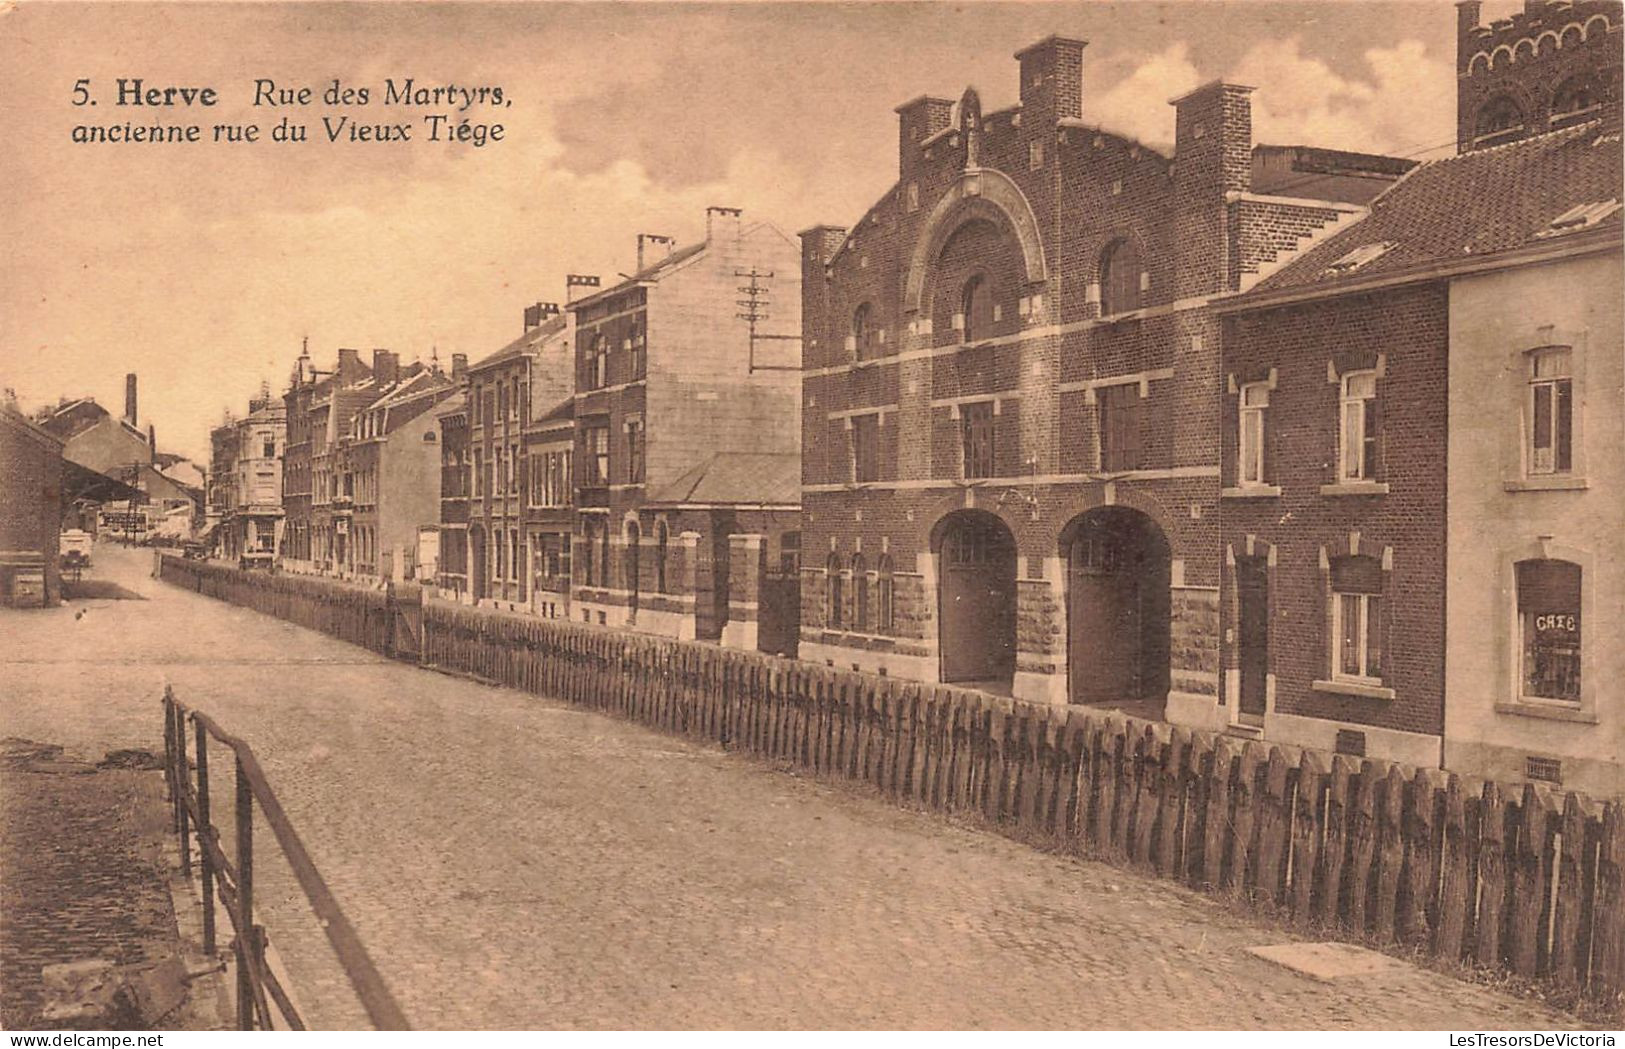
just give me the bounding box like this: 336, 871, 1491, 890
852, 554, 870, 633
876, 555, 895, 636
1475, 96, 1525, 141
852, 303, 880, 360
600, 521, 612, 590
625, 520, 640, 615
655, 520, 669, 593
1551, 78, 1598, 123
825, 553, 844, 630
961, 273, 995, 343
583, 521, 599, 586
1099, 238, 1142, 316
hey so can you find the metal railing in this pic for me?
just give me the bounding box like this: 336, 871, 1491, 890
162, 687, 410, 1030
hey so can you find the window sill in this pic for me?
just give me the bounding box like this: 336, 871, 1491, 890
1311, 678, 1396, 701
1319, 481, 1390, 497
1503, 476, 1589, 492
1493, 699, 1597, 724
1222, 484, 1282, 499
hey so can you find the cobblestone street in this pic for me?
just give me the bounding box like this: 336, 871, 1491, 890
0, 544, 1580, 1029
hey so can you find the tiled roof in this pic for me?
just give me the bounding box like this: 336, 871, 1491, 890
647, 451, 800, 507
472, 313, 568, 371
1246, 121, 1622, 299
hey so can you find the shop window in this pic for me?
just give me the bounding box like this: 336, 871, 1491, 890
1330, 555, 1383, 684
1517, 559, 1581, 704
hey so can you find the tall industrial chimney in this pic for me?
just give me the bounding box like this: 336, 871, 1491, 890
125, 373, 138, 427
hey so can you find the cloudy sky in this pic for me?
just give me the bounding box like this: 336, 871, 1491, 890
0, 1, 1505, 463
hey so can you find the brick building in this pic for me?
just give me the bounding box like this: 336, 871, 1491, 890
348, 360, 457, 584
280, 347, 381, 573
433, 384, 471, 598
798, 37, 1406, 710
1456, 0, 1621, 153
1215, 47, 1621, 774
460, 304, 574, 609
522, 393, 574, 619
207, 390, 286, 565
0, 401, 64, 608
565, 211, 803, 649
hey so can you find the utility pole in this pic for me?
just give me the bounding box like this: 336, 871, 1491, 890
734, 269, 801, 373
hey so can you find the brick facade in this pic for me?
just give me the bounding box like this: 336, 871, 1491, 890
799, 43, 1375, 712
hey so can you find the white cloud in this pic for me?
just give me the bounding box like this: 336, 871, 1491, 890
1089, 43, 1204, 146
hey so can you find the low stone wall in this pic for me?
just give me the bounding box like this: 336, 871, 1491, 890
157, 555, 1625, 1016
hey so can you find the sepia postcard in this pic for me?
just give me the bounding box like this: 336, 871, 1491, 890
1, 0, 1621, 1034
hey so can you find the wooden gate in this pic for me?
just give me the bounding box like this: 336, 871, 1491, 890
1236, 554, 1269, 718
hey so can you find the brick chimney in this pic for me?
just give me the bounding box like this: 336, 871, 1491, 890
637, 234, 675, 271
895, 96, 955, 180
706, 205, 743, 243
336, 347, 363, 380
451, 353, 469, 380
371, 349, 399, 387
1171, 80, 1254, 298
566, 274, 601, 304
124, 373, 137, 427
524, 302, 561, 331
1015, 36, 1086, 130
799, 225, 850, 368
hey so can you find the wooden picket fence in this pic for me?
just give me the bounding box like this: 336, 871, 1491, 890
159, 556, 1625, 1012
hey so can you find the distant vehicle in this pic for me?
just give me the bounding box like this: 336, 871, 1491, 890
59, 529, 92, 569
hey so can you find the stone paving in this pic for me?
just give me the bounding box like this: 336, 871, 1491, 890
0, 544, 1582, 1029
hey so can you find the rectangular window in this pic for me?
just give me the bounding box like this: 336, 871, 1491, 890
852, 414, 881, 483
583, 425, 610, 486
1518, 559, 1581, 703
626, 418, 645, 484
511, 444, 522, 494
1330, 556, 1383, 683
960, 402, 995, 479
1528, 349, 1573, 475
1239, 383, 1268, 485
1099, 384, 1142, 472
1339, 371, 1379, 481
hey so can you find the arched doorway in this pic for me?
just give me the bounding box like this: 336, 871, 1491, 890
933, 510, 1018, 688
1063, 507, 1171, 706
469, 525, 486, 600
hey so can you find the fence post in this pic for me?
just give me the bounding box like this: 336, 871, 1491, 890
196, 727, 216, 956
236, 756, 255, 1030
176, 710, 191, 879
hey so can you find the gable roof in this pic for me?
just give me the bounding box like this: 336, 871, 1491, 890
1237, 121, 1622, 306
646, 451, 800, 508
471, 313, 568, 372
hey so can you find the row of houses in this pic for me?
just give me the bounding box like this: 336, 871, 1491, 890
217, 0, 1622, 797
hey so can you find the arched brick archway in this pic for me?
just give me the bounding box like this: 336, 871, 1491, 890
903, 169, 1047, 317
1060, 507, 1171, 707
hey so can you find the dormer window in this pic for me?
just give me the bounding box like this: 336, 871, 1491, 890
1325, 242, 1394, 276
1537, 200, 1622, 237
1099, 238, 1142, 316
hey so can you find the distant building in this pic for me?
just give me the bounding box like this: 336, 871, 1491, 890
461, 303, 573, 609
1456, 0, 1621, 153
35, 373, 152, 477
434, 380, 471, 598
565, 210, 803, 651
208, 390, 286, 564
347, 361, 458, 583
281, 347, 373, 574
522, 392, 574, 619
0, 402, 64, 607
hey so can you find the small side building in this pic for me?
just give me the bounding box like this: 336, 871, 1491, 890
0, 402, 64, 607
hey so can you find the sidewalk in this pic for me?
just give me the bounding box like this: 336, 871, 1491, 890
0, 737, 220, 1030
